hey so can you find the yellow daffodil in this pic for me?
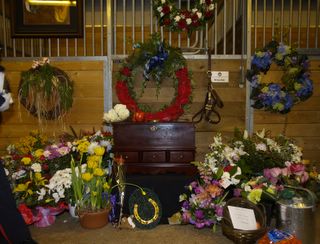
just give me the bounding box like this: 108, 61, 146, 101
87, 160, 98, 169
93, 168, 104, 177
82, 172, 93, 181
247, 188, 262, 204
94, 146, 105, 156
21, 157, 32, 165
103, 182, 110, 190
34, 149, 44, 158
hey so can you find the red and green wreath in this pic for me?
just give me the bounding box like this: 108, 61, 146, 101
116, 34, 192, 122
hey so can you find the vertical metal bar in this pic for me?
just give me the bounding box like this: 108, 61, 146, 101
49, 38, 52, 57
246, 0, 253, 134
75, 39, 78, 56
30, 39, 34, 57
223, 0, 227, 54
92, 0, 95, 56
272, 0, 275, 37
281, 0, 284, 42
150, 0, 153, 34
132, 0, 135, 45
232, 0, 236, 54
58, 38, 61, 56
214, 1, 217, 54
13, 39, 16, 57
307, 0, 310, 48
113, 0, 117, 55
316, 0, 320, 48
141, 0, 144, 42
254, 0, 257, 49
289, 0, 293, 45
100, 0, 104, 56
187, 0, 190, 47
123, 0, 126, 55
22, 40, 25, 57
178, 0, 181, 48
298, 0, 302, 47
106, 0, 113, 111
66, 38, 69, 56
1, 0, 7, 57
39, 39, 42, 57
83, 2, 87, 56
263, 0, 266, 46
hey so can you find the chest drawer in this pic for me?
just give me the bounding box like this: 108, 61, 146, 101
169, 151, 194, 163
118, 152, 139, 163
142, 151, 166, 163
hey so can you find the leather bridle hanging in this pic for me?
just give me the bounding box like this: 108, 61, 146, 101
192, 49, 224, 124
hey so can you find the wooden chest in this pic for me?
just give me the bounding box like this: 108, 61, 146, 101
112, 122, 196, 174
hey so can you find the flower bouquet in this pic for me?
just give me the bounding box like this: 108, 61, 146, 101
70, 130, 114, 228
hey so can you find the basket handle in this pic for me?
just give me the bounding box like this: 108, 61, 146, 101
284, 185, 317, 209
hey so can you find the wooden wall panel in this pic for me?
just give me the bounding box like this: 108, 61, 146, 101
0, 60, 105, 154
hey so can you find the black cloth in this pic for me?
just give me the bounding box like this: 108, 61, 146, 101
0, 162, 35, 244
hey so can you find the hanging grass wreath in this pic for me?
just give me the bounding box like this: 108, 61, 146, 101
153, 0, 217, 35
247, 40, 313, 114
18, 58, 73, 120
116, 34, 192, 122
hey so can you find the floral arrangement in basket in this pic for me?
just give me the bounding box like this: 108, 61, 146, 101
179, 128, 320, 229
2, 129, 113, 227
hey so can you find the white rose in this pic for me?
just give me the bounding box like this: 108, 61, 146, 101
209, 4, 215, 10
196, 12, 202, 19
117, 108, 130, 120
186, 18, 192, 25
157, 6, 162, 12
174, 15, 181, 22
114, 104, 127, 112
31, 163, 42, 173
192, 8, 198, 13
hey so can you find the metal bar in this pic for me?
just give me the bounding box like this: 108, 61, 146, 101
141, 0, 144, 42
307, 0, 311, 48
223, 0, 227, 54
92, 0, 95, 56
49, 38, 52, 57
263, 0, 266, 46
31, 39, 34, 57
289, 0, 293, 45
187, 0, 190, 48
106, 0, 113, 111
13, 39, 16, 57
66, 38, 69, 56
75, 38, 78, 56
178, 0, 181, 47
316, 0, 320, 48
254, 0, 257, 49
113, 0, 117, 55
39, 39, 42, 57
232, 0, 236, 54
1, 0, 7, 57
83, 2, 87, 56
150, 0, 153, 34
57, 38, 60, 57
214, 2, 217, 54
132, 0, 135, 45
281, 0, 284, 42
123, 0, 126, 55
22, 39, 25, 57
272, 0, 275, 37
298, 0, 302, 47
100, 0, 104, 56
246, 0, 253, 134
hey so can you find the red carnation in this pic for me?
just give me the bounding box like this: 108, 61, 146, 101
121, 67, 131, 77
178, 19, 187, 30
205, 11, 213, 19
224, 165, 233, 172
162, 5, 170, 15
163, 18, 171, 26
206, 0, 213, 5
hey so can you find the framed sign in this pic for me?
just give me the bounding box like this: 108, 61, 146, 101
11, 0, 83, 38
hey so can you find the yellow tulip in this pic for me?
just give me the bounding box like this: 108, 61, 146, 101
93, 168, 104, 177
94, 146, 105, 156
82, 172, 93, 181
34, 149, 44, 158
21, 157, 32, 165
87, 160, 98, 169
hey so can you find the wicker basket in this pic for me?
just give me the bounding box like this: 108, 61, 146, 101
221, 198, 268, 244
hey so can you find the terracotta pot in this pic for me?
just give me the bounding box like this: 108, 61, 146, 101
78, 208, 110, 229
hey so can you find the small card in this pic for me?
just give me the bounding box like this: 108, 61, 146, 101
227, 206, 257, 230
211, 71, 229, 83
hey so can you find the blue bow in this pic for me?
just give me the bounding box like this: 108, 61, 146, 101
143, 43, 168, 80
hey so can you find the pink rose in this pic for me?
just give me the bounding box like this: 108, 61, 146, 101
290, 163, 305, 176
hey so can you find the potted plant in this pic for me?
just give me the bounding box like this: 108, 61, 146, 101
70, 131, 114, 229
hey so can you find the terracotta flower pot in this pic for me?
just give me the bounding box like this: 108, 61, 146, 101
78, 208, 110, 229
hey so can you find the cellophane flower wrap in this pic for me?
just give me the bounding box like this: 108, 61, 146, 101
70, 130, 114, 212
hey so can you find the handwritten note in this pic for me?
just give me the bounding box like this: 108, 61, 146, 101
227, 206, 257, 230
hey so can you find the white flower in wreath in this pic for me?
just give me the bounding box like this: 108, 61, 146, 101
196, 12, 202, 19
209, 4, 215, 10
192, 8, 198, 13
161, 0, 166, 4
31, 163, 42, 173
186, 18, 192, 25
174, 15, 181, 22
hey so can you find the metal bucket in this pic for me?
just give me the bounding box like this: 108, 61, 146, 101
276, 186, 317, 244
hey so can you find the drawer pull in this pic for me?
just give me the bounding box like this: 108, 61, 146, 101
179, 155, 184, 159
152, 155, 156, 159
124, 155, 129, 159
149, 125, 158, 132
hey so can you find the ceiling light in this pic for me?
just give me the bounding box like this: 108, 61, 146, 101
27, 0, 77, 6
